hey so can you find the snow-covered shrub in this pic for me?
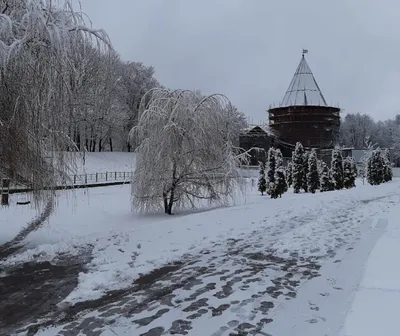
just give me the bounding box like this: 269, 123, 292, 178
292, 142, 305, 193
307, 149, 319, 193
331, 149, 344, 190
343, 157, 356, 189
273, 167, 287, 198
266, 148, 276, 196
351, 158, 358, 179
367, 149, 385, 185
271, 148, 287, 198
258, 161, 267, 195
303, 150, 310, 192
319, 161, 333, 192
285, 161, 293, 187
383, 149, 393, 182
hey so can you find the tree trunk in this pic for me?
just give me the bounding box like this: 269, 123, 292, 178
67, 127, 73, 151
163, 192, 168, 214
98, 138, 102, 152
127, 141, 131, 152
76, 130, 81, 151
166, 162, 178, 215
109, 137, 113, 152
167, 187, 175, 215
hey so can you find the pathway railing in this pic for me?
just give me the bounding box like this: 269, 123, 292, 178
71, 171, 133, 184
7, 171, 133, 192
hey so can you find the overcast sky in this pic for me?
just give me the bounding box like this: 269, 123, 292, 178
78, 0, 400, 122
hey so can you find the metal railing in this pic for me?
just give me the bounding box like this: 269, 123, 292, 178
8, 171, 133, 191
71, 171, 133, 185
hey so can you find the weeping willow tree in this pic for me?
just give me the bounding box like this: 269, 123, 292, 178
130, 89, 249, 215
0, 0, 110, 207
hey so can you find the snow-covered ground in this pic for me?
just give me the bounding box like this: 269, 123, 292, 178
342, 203, 400, 336
0, 199, 39, 245
65, 151, 135, 174
1, 177, 400, 335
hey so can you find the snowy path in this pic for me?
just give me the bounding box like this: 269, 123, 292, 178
1, 181, 400, 335
342, 204, 400, 336
267, 218, 388, 336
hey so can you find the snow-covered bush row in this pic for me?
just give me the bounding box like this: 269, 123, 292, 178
257, 142, 392, 197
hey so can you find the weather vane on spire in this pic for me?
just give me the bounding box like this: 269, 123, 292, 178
302, 49, 308, 57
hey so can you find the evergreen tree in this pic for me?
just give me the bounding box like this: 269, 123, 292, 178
266, 148, 276, 196
292, 142, 305, 193
366, 152, 374, 185
303, 151, 310, 192
367, 149, 385, 185
343, 157, 356, 189
331, 149, 344, 190
273, 167, 287, 198
258, 161, 267, 195
328, 169, 335, 191
375, 149, 385, 184
275, 148, 284, 167
383, 149, 393, 182
286, 161, 293, 187
350, 158, 358, 180
319, 161, 332, 192
307, 149, 319, 193
271, 149, 287, 198
317, 159, 324, 176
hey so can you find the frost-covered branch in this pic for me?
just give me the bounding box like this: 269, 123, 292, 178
131, 89, 248, 215
0, 0, 111, 207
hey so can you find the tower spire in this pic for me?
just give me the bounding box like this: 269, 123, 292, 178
280, 51, 326, 107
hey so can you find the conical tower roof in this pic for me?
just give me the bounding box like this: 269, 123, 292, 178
280, 52, 327, 107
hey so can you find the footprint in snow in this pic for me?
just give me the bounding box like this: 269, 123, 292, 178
306, 318, 319, 324
333, 286, 343, 290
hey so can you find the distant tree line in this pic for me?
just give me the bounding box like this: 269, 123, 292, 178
339, 112, 400, 165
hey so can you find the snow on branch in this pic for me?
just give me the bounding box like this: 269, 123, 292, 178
0, 0, 112, 207
0, 0, 111, 68
130, 89, 248, 215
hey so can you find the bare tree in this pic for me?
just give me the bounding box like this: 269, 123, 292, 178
118, 62, 161, 151
340, 113, 376, 148
130, 89, 247, 215
0, 0, 110, 207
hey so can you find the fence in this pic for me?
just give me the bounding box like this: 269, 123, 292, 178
7, 171, 133, 193
71, 171, 133, 185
